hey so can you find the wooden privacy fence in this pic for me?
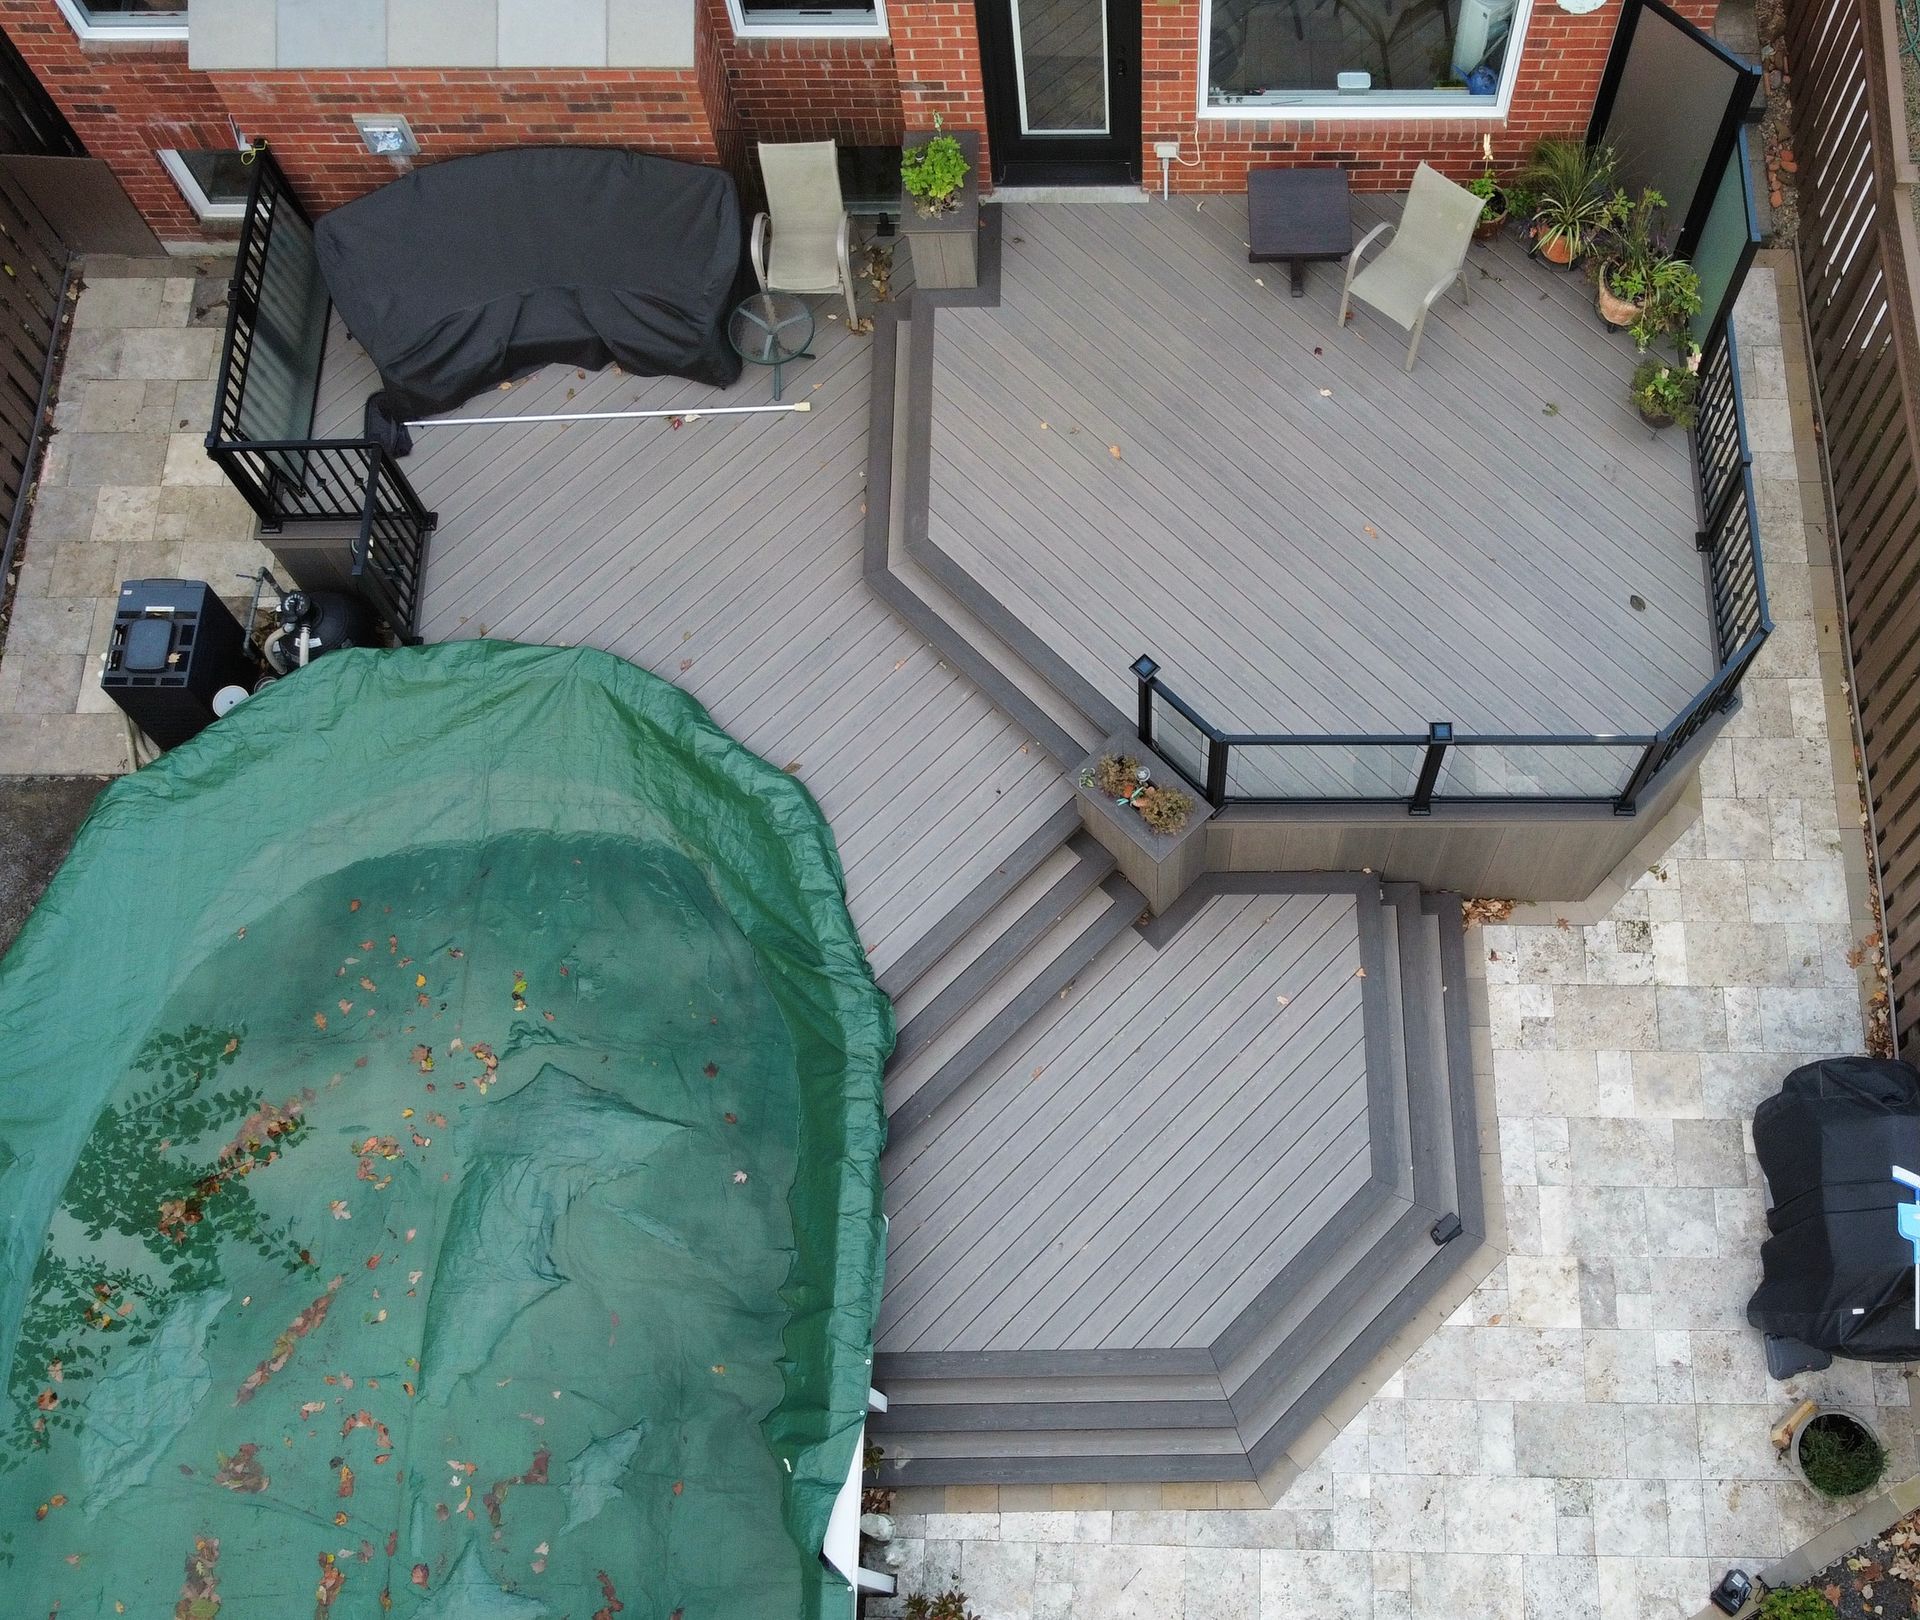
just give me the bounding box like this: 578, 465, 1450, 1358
0, 172, 68, 583
1787, 0, 1920, 1054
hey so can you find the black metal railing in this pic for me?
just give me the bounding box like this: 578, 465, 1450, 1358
1132, 315, 1772, 817
355, 447, 432, 645
205, 145, 435, 641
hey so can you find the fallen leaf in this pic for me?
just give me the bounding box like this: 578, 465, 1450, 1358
1108, 444, 1122, 459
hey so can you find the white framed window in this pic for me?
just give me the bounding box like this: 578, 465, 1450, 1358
54, 0, 187, 42
158, 148, 252, 223
724, 0, 888, 40
1200, 0, 1534, 121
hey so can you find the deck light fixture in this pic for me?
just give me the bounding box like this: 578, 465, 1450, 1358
353, 115, 418, 158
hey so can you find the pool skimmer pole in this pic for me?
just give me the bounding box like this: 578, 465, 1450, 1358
405, 401, 810, 428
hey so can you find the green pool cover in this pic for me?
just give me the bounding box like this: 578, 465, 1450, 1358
0, 642, 893, 1619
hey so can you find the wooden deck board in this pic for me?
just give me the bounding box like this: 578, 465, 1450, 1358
312, 283, 1069, 977
926, 197, 1715, 754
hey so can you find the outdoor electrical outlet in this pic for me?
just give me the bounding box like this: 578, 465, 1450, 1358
1153, 140, 1181, 160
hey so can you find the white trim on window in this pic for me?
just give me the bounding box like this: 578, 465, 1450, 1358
157, 150, 247, 223
722, 0, 888, 39
54, 0, 188, 42
1197, 0, 1535, 122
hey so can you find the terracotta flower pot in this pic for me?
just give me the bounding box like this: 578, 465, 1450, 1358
1536, 231, 1576, 267
1595, 268, 1646, 331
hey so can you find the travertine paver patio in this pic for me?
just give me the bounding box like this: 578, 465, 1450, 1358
880, 261, 1908, 1620
0, 257, 269, 776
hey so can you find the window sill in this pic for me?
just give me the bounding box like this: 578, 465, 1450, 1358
54, 0, 187, 42
729, 19, 889, 38
1200, 98, 1511, 122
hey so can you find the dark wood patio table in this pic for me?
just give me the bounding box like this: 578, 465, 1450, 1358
1247, 167, 1353, 296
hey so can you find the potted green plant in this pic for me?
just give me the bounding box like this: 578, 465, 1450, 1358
898, 116, 981, 292
1592, 185, 1667, 328
1631, 348, 1701, 429
901, 117, 971, 218
1135, 783, 1196, 837
1790, 1407, 1888, 1499
1467, 134, 1509, 242
1521, 138, 1619, 267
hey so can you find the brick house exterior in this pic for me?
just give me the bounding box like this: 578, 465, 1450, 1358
2, 0, 1710, 242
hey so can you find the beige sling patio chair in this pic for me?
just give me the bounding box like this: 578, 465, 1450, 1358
751, 141, 861, 328
1336, 161, 1485, 371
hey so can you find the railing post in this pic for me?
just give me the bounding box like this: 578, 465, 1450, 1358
1131, 655, 1158, 748
1409, 721, 1451, 815
1615, 737, 1665, 816
1204, 736, 1229, 809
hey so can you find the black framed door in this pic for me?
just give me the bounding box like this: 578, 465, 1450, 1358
977, 0, 1140, 185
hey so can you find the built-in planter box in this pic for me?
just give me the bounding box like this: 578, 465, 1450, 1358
899, 129, 980, 291
1073, 730, 1214, 915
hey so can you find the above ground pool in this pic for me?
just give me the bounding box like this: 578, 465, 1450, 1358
0, 642, 892, 1618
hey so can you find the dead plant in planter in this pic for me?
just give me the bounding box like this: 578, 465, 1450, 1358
1135, 783, 1195, 836
1090, 753, 1143, 799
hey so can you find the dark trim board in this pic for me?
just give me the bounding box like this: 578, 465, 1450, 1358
870, 877, 1483, 1492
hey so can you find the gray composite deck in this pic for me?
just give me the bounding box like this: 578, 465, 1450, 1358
925, 196, 1716, 763
880, 887, 1373, 1353
310, 287, 1071, 981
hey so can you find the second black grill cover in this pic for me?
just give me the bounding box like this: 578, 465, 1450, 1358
314, 146, 744, 424
1747, 1056, 1920, 1360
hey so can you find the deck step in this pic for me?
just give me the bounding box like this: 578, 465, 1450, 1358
888, 831, 1115, 1069
877, 801, 1082, 1001
886, 874, 1145, 1138
870, 883, 1485, 1493
863, 305, 1108, 769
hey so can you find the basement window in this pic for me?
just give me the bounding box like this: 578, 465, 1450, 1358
725, 0, 887, 39
159, 149, 252, 223
1201, 0, 1533, 119
55, 0, 188, 41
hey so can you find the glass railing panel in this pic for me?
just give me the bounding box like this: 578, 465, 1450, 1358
1225, 741, 1421, 800
1437, 742, 1642, 801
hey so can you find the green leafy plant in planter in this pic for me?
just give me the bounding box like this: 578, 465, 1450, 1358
1757, 1584, 1838, 1620
1520, 137, 1619, 266
1591, 187, 1702, 349
905, 1590, 982, 1620
1797, 1411, 1888, 1498
901, 116, 971, 218
1466, 134, 1509, 240
1632, 346, 1701, 429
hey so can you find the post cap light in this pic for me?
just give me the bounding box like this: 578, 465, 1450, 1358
354, 115, 419, 158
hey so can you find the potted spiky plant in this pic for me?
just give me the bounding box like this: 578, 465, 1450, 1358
1522, 138, 1619, 267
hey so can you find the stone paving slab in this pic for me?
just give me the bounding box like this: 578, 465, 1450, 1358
0, 261, 269, 776
881, 257, 1907, 1620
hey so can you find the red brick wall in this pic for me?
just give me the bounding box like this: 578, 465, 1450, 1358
0, 0, 236, 240
708, 0, 903, 147
891, 0, 991, 174
208, 70, 725, 214
1143, 0, 1718, 192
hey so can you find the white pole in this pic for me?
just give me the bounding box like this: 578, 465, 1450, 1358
403, 401, 810, 428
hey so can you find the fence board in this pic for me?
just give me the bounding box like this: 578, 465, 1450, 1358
1789, 0, 1920, 1052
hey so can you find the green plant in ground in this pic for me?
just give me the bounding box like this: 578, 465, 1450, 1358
1521, 137, 1620, 262
1758, 1584, 1838, 1620
1090, 753, 1143, 799
1798, 1413, 1888, 1498
901, 116, 970, 215
905, 1590, 982, 1620
1136, 783, 1195, 836
1631, 349, 1701, 428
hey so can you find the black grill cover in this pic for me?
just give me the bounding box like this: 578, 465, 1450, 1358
314, 147, 744, 428
1747, 1056, 1920, 1360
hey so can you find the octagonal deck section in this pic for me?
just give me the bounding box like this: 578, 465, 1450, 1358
880, 885, 1381, 1355
923, 196, 1717, 759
